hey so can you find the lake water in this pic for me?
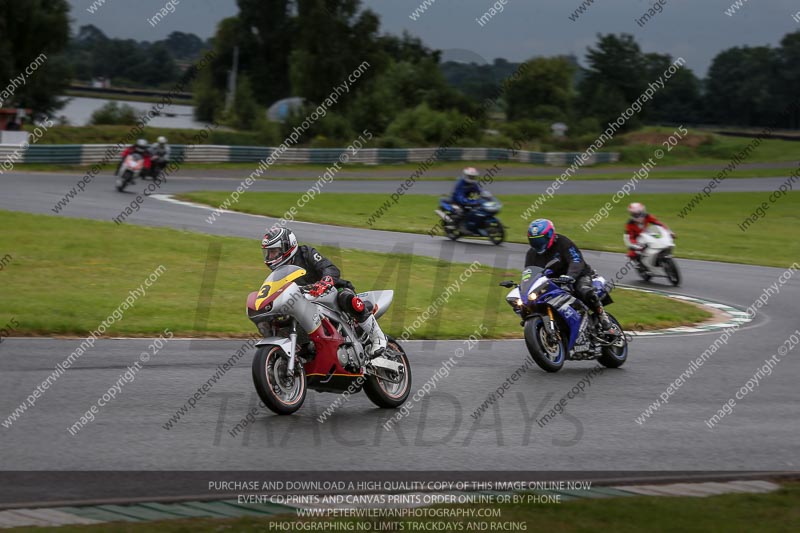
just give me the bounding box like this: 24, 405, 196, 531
57, 96, 208, 130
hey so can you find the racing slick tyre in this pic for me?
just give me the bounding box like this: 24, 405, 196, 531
252, 345, 307, 415
598, 313, 628, 368
524, 315, 565, 373
664, 258, 681, 286
364, 336, 412, 408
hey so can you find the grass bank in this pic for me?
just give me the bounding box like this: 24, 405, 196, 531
0, 210, 708, 338
178, 191, 800, 268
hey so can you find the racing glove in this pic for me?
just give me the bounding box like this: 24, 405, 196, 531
555, 275, 575, 284
307, 276, 335, 297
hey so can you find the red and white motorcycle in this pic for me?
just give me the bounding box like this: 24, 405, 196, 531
115, 153, 146, 192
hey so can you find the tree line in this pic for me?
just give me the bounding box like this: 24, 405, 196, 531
2, 0, 799, 146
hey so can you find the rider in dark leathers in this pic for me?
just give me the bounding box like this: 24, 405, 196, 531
525, 219, 619, 337
261, 227, 387, 356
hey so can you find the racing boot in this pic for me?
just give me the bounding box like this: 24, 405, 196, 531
358, 313, 387, 357
597, 309, 620, 338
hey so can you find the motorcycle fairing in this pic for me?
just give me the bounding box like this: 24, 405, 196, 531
253, 267, 307, 310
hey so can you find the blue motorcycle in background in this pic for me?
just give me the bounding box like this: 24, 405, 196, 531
500, 265, 628, 372
435, 190, 505, 245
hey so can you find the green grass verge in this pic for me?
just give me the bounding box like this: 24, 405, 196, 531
26, 482, 800, 532
0, 210, 708, 338
178, 191, 800, 268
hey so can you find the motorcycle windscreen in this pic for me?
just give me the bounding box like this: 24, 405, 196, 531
519, 266, 545, 302
254, 265, 307, 310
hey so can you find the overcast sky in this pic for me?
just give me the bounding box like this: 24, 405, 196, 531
67, 0, 800, 75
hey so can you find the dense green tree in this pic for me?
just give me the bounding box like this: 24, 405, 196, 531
505, 57, 575, 122
577, 33, 647, 127
290, 0, 381, 104
705, 46, 780, 127
236, 0, 294, 105
642, 53, 702, 124
0, 0, 71, 116
164, 31, 207, 60
378, 32, 439, 65
441, 58, 523, 102
67, 25, 189, 88
776, 31, 800, 128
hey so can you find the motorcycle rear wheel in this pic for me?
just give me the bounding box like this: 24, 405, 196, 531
487, 221, 504, 245
598, 313, 628, 368
252, 345, 307, 415
364, 337, 411, 408
524, 316, 565, 372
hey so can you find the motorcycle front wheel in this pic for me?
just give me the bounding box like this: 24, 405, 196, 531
252, 345, 307, 415
524, 315, 565, 372
636, 261, 652, 282
116, 170, 132, 192
364, 337, 412, 408
664, 258, 681, 286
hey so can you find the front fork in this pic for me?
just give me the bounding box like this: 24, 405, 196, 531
286, 319, 299, 374
543, 306, 559, 341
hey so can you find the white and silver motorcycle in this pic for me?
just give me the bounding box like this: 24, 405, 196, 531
625, 226, 680, 286
246, 265, 411, 415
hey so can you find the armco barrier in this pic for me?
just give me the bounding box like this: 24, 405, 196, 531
2, 144, 619, 166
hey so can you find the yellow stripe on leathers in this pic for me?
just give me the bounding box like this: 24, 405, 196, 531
255, 268, 307, 309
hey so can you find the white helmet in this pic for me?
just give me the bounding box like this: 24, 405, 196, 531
628, 202, 646, 220
136, 138, 148, 148
462, 167, 480, 184
157, 136, 167, 145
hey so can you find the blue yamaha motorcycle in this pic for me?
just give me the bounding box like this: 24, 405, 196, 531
499, 266, 628, 372
435, 191, 504, 245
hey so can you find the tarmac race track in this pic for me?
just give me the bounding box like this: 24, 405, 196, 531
0, 170, 798, 503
